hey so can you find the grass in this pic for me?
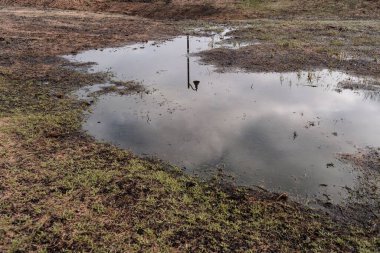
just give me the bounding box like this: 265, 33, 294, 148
0, 64, 379, 252
199, 19, 380, 78
238, 0, 380, 18
0, 5, 379, 251
241, 0, 265, 8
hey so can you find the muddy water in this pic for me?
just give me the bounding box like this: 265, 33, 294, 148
65, 31, 380, 204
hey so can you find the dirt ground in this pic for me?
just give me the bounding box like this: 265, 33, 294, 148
0, 7, 179, 80
0, 2, 379, 252
337, 148, 380, 230
199, 20, 380, 79
1, 0, 380, 20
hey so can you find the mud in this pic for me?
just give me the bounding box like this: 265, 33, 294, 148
335, 148, 380, 232
198, 20, 380, 80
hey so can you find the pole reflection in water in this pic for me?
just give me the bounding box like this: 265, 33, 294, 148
187, 35, 200, 91
67, 32, 380, 204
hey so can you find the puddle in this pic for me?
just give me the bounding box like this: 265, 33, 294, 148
65, 30, 380, 205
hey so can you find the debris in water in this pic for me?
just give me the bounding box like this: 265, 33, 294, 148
276, 192, 288, 202
67, 32, 380, 205
323, 193, 331, 200
305, 121, 315, 128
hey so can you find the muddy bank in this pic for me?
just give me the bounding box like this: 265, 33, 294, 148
0, 7, 180, 82
198, 20, 380, 80
334, 148, 380, 232
199, 44, 380, 80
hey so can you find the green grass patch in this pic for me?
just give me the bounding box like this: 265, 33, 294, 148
0, 30, 378, 252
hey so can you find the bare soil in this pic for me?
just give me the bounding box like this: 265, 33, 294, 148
198, 20, 380, 79
1, 0, 380, 20
336, 148, 380, 233
0, 0, 238, 20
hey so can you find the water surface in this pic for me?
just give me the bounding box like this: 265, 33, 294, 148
65, 31, 380, 204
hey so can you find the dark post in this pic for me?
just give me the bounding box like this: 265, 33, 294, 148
187, 35, 190, 89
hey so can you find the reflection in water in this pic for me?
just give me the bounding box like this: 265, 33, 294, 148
187, 35, 200, 91
65, 31, 380, 205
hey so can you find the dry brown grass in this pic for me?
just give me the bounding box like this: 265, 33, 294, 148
1, 0, 379, 19
0, 4, 379, 252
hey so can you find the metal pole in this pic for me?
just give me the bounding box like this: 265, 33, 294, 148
187, 35, 190, 89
